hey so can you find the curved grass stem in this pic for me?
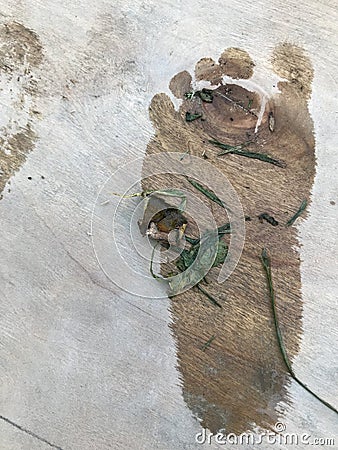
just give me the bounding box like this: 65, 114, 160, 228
260, 248, 338, 415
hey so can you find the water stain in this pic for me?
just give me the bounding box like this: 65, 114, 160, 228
0, 21, 43, 198
142, 45, 315, 433
73, 12, 143, 97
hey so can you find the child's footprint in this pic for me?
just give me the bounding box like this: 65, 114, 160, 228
142, 44, 315, 433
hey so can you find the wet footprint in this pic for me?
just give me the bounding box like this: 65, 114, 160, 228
0, 21, 43, 198
142, 44, 315, 433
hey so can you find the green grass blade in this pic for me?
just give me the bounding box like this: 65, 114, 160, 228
232, 149, 285, 167
208, 139, 246, 155
209, 139, 285, 167
201, 335, 216, 351
260, 248, 338, 415
197, 284, 222, 308
286, 199, 307, 226
185, 176, 224, 208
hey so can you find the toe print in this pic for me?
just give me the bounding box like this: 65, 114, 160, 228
0, 22, 43, 198
195, 48, 255, 84
142, 45, 315, 433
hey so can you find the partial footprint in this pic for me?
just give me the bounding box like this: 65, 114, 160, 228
142, 45, 315, 433
0, 21, 43, 198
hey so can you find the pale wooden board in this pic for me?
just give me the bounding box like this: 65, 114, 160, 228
0, 1, 337, 449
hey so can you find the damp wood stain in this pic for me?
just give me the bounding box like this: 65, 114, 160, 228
0, 22, 43, 198
141, 44, 316, 434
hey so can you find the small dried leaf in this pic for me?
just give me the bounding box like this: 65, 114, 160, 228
212, 240, 228, 267
184, 91, 195, 100
198, 89, 214, 103
169, 231, 218, 294
258, 213, 279, 226
185, 112, 202, 122
185, 236, 200, 246
217, 222, 231, 236
175, 245, 199, 272
175, 237, 228, 272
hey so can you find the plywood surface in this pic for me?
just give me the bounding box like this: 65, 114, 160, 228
0, 1, 337, 449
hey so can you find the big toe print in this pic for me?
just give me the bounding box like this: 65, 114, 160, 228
142, 45, 315, 433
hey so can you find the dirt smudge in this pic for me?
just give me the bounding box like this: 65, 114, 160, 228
272, 42, 313, 99
0, 21, 43, 198
0, 21, 43, 71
